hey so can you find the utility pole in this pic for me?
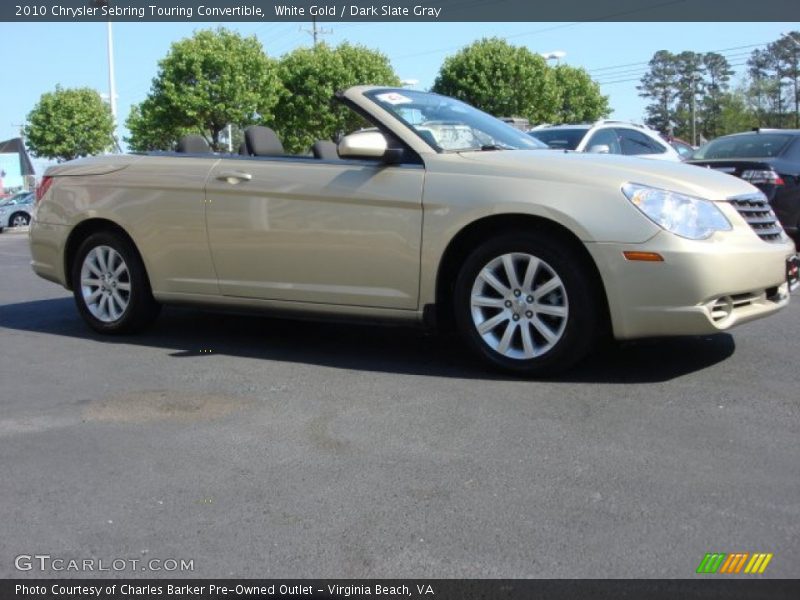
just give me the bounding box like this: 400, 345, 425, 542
107, 22, 117, 127
301, 17, 332, 47
690, 73, 699, 147
95, 1, 119, 152
691, 80, 696, 147
106, 21, 121, 152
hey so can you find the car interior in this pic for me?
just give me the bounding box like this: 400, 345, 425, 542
175, 127, 343, 161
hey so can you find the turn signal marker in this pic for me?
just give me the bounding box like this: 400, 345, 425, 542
623, 251, 664, 262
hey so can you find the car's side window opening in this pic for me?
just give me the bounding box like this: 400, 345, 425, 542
617, 129, 665, 155
162, 95, 426, 165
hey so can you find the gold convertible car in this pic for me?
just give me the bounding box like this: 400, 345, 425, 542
30, 87, 798, 375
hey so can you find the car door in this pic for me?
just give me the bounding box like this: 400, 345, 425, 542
204, 155, 424, 309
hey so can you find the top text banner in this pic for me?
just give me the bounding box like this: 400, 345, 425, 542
4, 0, 800, 22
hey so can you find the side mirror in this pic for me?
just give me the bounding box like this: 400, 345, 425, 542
338, 131, 404, 163
587, 144, 611, 154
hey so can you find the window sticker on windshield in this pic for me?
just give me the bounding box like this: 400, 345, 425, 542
376, 92, 413, 105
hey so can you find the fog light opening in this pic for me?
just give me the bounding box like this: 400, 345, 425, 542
710, 296, 733, 323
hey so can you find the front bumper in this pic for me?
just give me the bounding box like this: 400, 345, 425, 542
586, 230, 795, 340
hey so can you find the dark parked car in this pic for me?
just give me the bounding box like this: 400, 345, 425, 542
688, 130, 800, 249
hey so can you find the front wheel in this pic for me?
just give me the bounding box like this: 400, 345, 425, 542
71, 231, 160, 334
453, 232, 601, 376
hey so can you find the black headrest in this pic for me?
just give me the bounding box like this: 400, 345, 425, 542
312, 140, 339, 160
244, 126, 284, 156
177, 135, 210, 153
238, 142, 249, 156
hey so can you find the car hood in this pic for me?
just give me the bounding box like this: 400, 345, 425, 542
457, 149, 759, 200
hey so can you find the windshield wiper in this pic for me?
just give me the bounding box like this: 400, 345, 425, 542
480, 143, 515, 151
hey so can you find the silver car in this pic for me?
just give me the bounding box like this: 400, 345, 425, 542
0, 192, 33, 231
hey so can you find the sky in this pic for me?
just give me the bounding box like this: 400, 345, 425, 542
1, 20, 797, 172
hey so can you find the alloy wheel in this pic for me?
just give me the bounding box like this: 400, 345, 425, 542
80, 245, 131, 323
469, 252, 568, 359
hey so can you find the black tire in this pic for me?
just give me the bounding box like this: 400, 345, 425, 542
10, 212, 30, 227
71, 231, 160, 334
453, 231, 602, 376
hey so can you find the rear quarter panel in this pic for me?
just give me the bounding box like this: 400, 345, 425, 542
34, 155, 220, 295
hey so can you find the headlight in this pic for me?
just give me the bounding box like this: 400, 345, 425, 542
622, 183, 731, 240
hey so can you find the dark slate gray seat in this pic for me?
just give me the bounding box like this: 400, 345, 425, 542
244, 126, 284, 157
176, 135, 210, 153
312, 140, 340, 160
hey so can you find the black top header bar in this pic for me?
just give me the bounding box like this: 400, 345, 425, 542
4, 0, 800, 22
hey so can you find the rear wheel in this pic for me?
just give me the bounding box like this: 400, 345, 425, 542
453, 231, 601, 376
10, 212, 30, 227
71, 231, 160, 334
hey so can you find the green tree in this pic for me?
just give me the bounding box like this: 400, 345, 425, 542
125, 100, 191, 152
23, 86, 114, 162
551, 64, 610, 122
273, 42, 399, 154
718, 89, 758, 134
671, 51, 704, 142
770, 32, 800, 128
700, 52, 734, 139
747, 47, 782, 126
638, 50, 679, 134
126, 27, 281, 151
639, 49, 733, 141
746, 34, 800, 128
432, 38, 559, 124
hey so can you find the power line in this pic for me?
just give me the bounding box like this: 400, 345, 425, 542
587, 42, 769, 75
597, 61, 749, 86
394, 0, 686, 61
591, 45, 768, 86
394, 22, 582, 60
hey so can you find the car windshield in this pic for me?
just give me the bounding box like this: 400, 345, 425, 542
365, 89, 547, 152
528, 128, 587, 150
692, 133, 793, 159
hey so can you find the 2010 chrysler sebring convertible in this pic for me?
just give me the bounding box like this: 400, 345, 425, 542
29, 87, 798, 375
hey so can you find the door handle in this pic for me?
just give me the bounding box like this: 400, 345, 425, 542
216, 171, 253, 184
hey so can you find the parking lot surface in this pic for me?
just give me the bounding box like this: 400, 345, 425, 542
1, 232, 798, 578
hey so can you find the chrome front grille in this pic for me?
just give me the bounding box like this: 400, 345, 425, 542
728, 194, 783, 242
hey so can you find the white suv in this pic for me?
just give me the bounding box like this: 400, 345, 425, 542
528, 120, 681, 161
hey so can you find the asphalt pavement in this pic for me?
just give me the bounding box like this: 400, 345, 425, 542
0, 231, 798, 578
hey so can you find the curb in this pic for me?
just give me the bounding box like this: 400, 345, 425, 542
1, 226, 30, 234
